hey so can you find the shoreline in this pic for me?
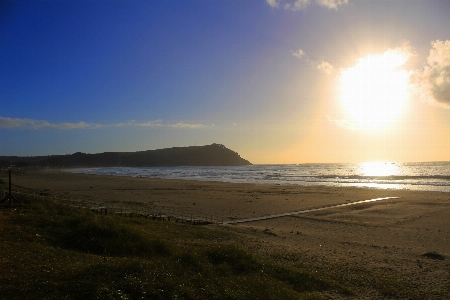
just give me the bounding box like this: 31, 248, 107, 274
5, 168, 448, 220
3, 168, 449, 296
66, 163, 450, 193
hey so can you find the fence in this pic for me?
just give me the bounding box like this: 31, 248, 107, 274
0, 185, 224, 225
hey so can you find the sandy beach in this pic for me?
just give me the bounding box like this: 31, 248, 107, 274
5, 168, 450, 297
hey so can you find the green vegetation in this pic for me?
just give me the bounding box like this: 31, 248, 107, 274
0, 196, 353, 299
1, 193, 423, 299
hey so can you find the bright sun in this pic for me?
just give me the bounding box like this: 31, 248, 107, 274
340, 50, 410, 129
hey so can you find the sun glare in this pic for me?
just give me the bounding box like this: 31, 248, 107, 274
359, 162, 400, 177
340, 51, 410, 129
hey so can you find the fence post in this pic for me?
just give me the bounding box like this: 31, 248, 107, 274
8, 169, 12, 207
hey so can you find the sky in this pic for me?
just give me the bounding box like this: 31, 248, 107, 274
1, 0, 450, 164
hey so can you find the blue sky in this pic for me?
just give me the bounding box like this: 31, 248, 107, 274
1, 0, 450, 163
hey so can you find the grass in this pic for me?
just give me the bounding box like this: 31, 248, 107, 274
0, 193, 420, 299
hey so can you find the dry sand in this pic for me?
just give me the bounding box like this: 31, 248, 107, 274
5, 168, 450, 298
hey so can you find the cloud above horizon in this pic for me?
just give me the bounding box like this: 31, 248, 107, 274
267, 0, 349, 10
326, 115, 359, 130
292, 48, 335, 74
317, 61, 334, 74
411, 40, 450, 108
291, 48, 305, 58
0, 117, 211, 130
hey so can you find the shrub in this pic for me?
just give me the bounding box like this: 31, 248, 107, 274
205, 244, 260, 274
23, 198, 172, 257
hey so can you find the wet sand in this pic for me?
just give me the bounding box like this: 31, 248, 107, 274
5, 168, 450, 297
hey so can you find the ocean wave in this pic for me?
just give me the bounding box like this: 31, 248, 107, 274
68, 162, 450, 192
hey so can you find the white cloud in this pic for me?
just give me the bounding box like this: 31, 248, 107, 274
0, 117, 96, 130
291, 49, 335, 74
315, 0, 348, 10
285, 0, 310, 11
326, 115, 359, 130
267, 0, 348, 10
116, 120, 163, 127
411, 40, 450, 108
266, 0, 279, 8
0, 117, 212, 130
168, 122, 210, 129
326, 115, 360, 130
317, 60, 334, 74
291, 48, 305, 58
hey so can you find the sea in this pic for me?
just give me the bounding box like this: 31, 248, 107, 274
68, 161, 450, 193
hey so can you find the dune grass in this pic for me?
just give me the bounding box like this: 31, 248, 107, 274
1, 192, 424, 299
0, 195, 357, 299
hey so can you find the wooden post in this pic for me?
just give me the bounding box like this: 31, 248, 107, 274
8, 169, 12, 207
0, 168, 21, 207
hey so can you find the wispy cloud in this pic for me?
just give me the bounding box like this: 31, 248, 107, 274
266, 0, 280, 8
316, 0, 349, 10
291, 48, 305, 59
168, 122, 210, 129
0, 117, 97, 130
267, 0, 348, 11
292, 48, 335, 75
115, 120, 163, 128
0, 117, 212, 130
285, 0, 310, 11
410, 40, 450, 109
326, 115, 359, 130
316, 60, 334, 74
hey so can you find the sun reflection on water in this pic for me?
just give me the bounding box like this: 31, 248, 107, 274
359, 162, 400, 177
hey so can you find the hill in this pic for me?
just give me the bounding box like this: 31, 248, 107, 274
0, 144, 251, 167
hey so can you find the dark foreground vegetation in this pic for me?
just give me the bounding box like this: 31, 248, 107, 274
0, 196, 352, 300
1, 191, 421, 299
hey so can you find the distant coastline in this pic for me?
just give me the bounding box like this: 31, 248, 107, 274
0, 144, 251, 167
